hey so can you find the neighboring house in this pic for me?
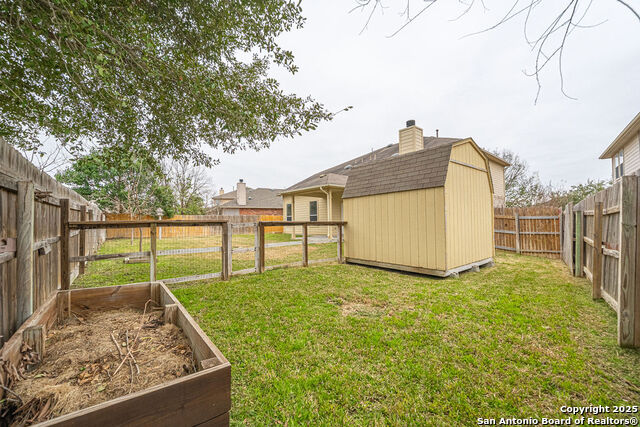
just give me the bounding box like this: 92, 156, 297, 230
212, 179, 283, 216
281, 120, 509, 237
600, 112, 640, 181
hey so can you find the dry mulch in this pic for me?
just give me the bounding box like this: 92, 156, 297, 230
1, 306, 194, 425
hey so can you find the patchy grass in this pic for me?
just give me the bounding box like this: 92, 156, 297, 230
170, 252, 640, 425
72, 234, 337, 288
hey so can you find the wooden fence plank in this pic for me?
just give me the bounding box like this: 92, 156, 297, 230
574, 210, 583, 277
79, 205, 86, 275
593, 202, 603, 299
514, 213, 521, 254
17, 181, 34, 325
150, 223, 157, 282
221, 223, 231, 281
60, 199, 70, 290
254, 224, 260, 273
618, 175, 638, 347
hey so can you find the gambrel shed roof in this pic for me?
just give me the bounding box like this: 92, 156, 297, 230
342, 144, 453, 199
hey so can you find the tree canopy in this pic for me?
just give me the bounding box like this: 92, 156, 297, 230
492, 148, 610, 207
55, 149, 176, 217
0, 1, 330, 164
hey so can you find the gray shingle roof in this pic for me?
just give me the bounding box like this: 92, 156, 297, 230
342, 144, 453, 199
283, 137, 462, 193
215, 187, 283, 209
283, 136, 507, 197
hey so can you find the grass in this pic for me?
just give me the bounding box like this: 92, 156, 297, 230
72, 234, 337, 288
168, 252, 640, 425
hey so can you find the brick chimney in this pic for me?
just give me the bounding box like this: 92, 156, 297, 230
399, 119, 424, 155
219, 187, 224, 195
236, 179, 247, 206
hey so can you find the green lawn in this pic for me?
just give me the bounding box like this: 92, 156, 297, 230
72, 234, 337, 288
169, 252, 640, 425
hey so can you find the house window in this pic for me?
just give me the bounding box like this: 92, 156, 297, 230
614, 149, 624, 179
286, 203, 292, 221
309, 201, 318, 222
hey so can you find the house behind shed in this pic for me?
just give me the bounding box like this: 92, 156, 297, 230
342, 124, 494, 277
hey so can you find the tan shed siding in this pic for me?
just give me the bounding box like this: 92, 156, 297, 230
450, 142, 486, 169
344, 188, 446, 271
444, 162, 494, 270
623, 133, 640, 175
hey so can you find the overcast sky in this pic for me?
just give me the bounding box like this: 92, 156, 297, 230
206, 0, 640, 194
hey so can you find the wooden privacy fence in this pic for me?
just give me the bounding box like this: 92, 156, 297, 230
566, 175, 639, 348
65, 218, 346, 286
0, 138, 104, 347
104, 214, 284, 238
494, 207, 562, 258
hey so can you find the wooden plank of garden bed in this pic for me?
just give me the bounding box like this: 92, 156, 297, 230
156, 282, 228, 366
38, 365, 231, 427
0, 292, 58, 367
66, 282, 152, 311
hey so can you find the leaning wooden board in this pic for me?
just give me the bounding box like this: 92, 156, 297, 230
0, 282, 231, 426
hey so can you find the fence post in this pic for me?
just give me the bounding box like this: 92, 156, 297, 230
592, 202, 603, 299
618, 175, 638, 347
254, 223, 260, 273
79, 205, 86, 275
259, 223, 265, 273
221, 222, 231, 280
337, 224, 343, 263
17, 181, 34, 325
60, 199, 70, 290
574, 210, 583, 277
150, 223, 157, 282
564, 203, 574, 274
302, 224, 309, 267
514, 212, 521, 254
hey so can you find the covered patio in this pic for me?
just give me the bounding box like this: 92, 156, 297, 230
280, 180, 345, 239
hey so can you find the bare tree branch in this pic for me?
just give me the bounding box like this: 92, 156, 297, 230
354, 0, 640, 102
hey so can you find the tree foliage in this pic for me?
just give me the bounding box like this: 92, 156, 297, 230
491, 149, 553, 207
492, 148, 611, 208
0, 1, 331, 164
548, 178, 611, 207
55, 149, 176, 217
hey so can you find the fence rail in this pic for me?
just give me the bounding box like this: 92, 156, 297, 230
494, 207, 562, 257
63, 217, 347, 288
104, 213, 284, 237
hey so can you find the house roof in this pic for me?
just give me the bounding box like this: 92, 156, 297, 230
214, 187, 283, 209
342, 143, 453, 199
600, 112, 640, 159
282, 137, 508, 194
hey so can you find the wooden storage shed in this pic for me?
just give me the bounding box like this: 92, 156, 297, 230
342, 137, 494, 277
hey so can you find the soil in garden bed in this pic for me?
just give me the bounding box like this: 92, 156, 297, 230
2, 306, 195, 425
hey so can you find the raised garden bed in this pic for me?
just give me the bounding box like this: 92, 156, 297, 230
0, 282, 231, 426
